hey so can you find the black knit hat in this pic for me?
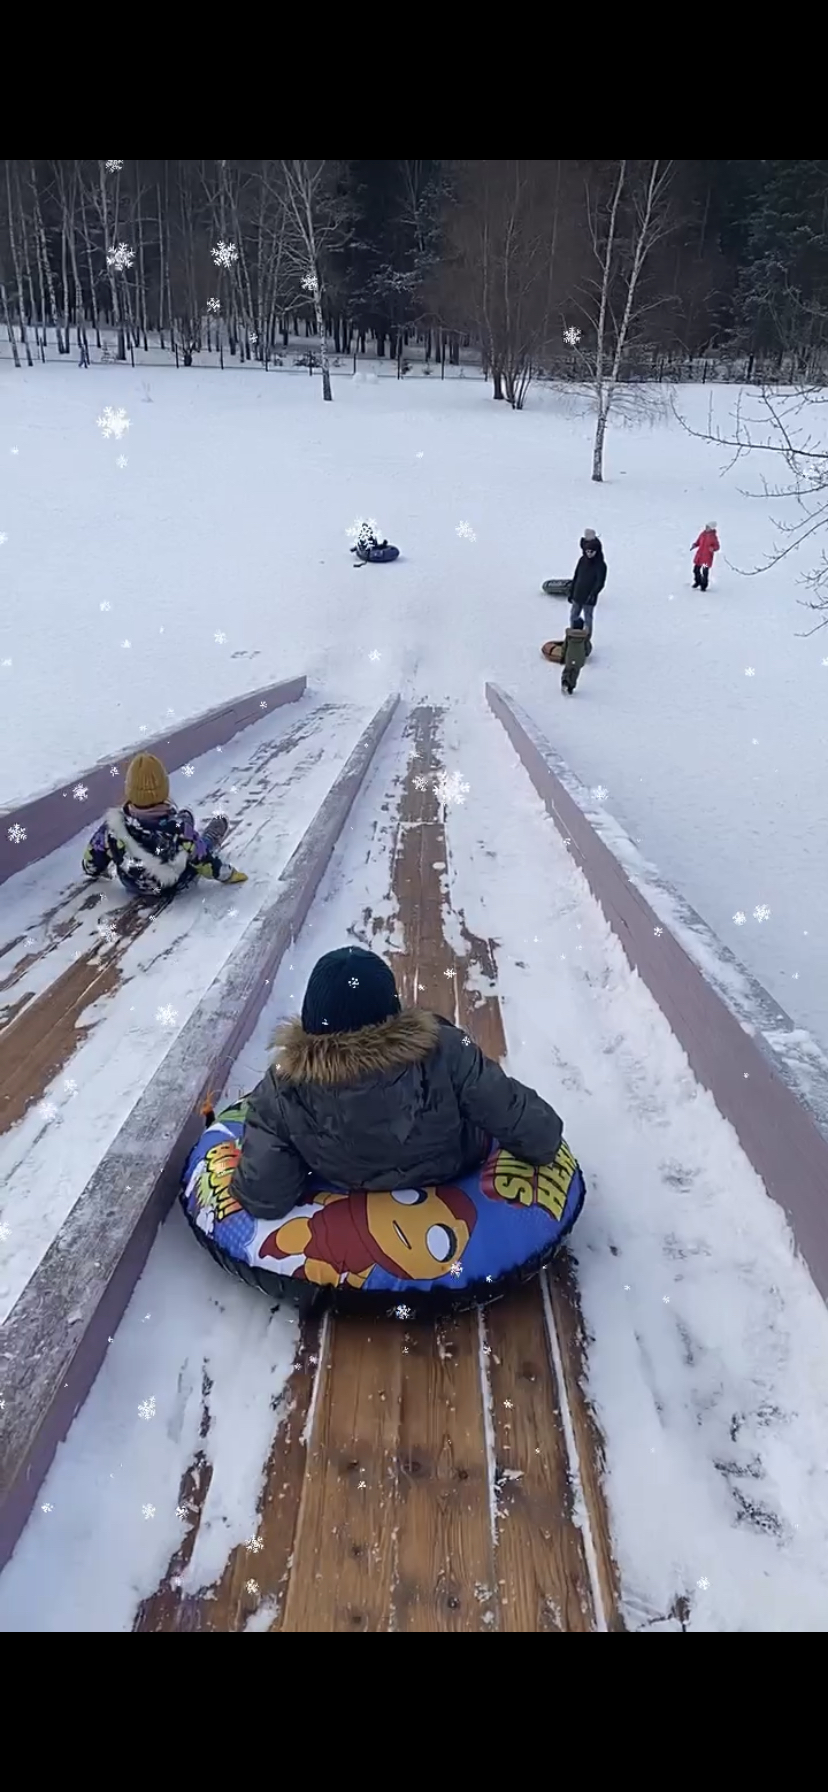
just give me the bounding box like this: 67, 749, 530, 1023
301, 946, 401, 1035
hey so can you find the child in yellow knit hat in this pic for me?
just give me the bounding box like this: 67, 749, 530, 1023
82, 751, 247, 898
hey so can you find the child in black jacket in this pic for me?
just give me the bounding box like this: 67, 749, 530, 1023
569, 530, 607, 636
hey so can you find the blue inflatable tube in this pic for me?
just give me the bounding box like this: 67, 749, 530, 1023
180, 1102, 586, 1315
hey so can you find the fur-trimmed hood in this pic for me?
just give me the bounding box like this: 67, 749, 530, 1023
273, 1008, 441, 1086
105, 806, 189, 888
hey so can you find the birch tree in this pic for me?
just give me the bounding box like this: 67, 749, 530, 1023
3, 161, 33, 364
575, 159, 675, 480
279, 159, 350, 401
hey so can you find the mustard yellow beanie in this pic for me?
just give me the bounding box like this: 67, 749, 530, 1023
124, 752, 170, 808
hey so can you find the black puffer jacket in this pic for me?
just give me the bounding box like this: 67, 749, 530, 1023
571, 538, 607, 609
231, 1010, 564, 1221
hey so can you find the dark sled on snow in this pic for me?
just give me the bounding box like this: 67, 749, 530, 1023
352, 543, 400, 564
541, 578, 572, 598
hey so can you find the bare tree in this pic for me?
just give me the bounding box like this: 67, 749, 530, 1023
678, 383, 828, 628
3, 161, 33, 365
573, 159, 675, 480
279, 159, 350, 401
435, 160, 579, 408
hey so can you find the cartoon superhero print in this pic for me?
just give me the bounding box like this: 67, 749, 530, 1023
191, 1136, 243, 1236
480, 1139, 578, 1223
259, 1181, 477, 1289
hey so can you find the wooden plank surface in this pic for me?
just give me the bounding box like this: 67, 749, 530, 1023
137, 703, 623, 1631
451, 902, 600, 1631
280, 1317, 403, 1632
1, 698, 399, 1574
136, 1320, 322, 1633
483, 1289, 593, 1631
395, 1311, 496, 1632
545, 1258, 625, 1629
376, 709, 496, 1631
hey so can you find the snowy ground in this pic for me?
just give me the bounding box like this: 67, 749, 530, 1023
2, 366, 826, 1053
2, 702, 828, 1632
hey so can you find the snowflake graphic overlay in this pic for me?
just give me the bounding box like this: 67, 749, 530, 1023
73, 783, 88, 802
433, 769, 470, 809
105, 159, 124, 173
156, 1004, 178, 1027
753, 904, 771, 923
97, 406, 131, 441
346, 516, 378, 546
301, 270, 319, 294
8, 823, 27, 844
207, 296, 221, 315
106, 242, 134, 273
137, 1397, 156, 1422
564, 325, 582, 347
211, 240, 239, 270
456, 521, 476, 542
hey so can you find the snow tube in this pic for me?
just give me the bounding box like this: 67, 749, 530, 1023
354, 543, 400, 563
180, 1100, 586, 1315
542, 579, 572, 598
542, 638, 592, 663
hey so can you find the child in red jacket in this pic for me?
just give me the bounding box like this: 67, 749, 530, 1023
692, 523, 720, 591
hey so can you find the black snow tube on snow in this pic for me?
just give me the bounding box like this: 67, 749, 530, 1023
353, 543, 400, 563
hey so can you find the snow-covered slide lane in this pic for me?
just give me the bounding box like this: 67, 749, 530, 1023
2, 699, 828, 1630
443, 698, 828, 1630
0, 694, 369, 1323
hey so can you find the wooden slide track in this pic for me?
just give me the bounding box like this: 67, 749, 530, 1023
136, 709, 625, 1634
7, 680, 825, 1628
0, 701, 340, 1139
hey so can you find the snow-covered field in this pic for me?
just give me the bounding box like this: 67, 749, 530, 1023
2, 362, 828, 1632
2, 366, 827, 1049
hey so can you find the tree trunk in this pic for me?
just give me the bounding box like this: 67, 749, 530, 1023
60, 207, 71, 351
0, 271, 21, 367
83, 225, 101, 346
16, 165, 41, 357
492, 366, 504, 399
98, 159, 126, 359
591, 404, 608, 482
136, 174, 149, 351
4, 162, 33, 366
313, 293, 331, 400
31, 165, 62, 352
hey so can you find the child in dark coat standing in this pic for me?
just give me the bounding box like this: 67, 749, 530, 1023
570, 530, 607, 637
692, 523, 720, 590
